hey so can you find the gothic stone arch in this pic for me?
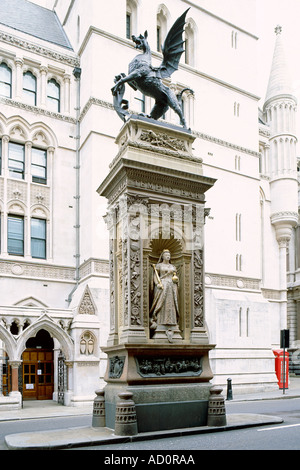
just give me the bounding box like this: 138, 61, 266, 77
16, 313, 74, 361
0, 323, 17, 360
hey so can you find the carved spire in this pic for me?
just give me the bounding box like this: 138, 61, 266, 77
265, 25, 295, 104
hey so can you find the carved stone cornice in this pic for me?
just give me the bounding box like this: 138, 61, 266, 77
0, 97, 76, 123
80, 97, 114, 122
205, 273, 260, 291
261, 289, 281, 300
259, 127, 271, 137
99, 158, 214, 205
193, 130, 260, 157
0, 30, 79, 67
0, 259, 75, 280
270, 211, 299, 222
0, 257, 109, 282
79, 257, 109, 279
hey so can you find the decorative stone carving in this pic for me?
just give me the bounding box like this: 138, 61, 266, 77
135, 356, 202, 377
79, 331, 95, 355
193, 249, 204, 328
109, 239, 115, 329
114, 392, 138, 436
207, 386, 227, 427
92, 389, 106, 427
139, 129, 187, 153
78, 286, 96, 315
0, 31, 79, 67
130, 241, 142, 326
108, 355, 125, 378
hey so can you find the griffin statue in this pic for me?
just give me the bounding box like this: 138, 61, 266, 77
111, 9, 191, 128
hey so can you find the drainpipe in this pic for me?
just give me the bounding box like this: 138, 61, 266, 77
68, 66, 81, 305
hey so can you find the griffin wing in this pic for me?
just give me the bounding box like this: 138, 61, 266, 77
157, 8, 189, 79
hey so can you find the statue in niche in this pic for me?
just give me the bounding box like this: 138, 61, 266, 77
150, 249, 179, 332
111, 9, 190, 128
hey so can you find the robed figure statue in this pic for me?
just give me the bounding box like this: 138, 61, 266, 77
150, 250, 180, 335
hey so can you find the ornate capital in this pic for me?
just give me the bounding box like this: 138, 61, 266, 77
39, 65, 48, 75
9, 360, 22, 368
278, 237, 290, 248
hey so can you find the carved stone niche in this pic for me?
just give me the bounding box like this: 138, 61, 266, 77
104, 195, 208, 346
146, 234, 189, 343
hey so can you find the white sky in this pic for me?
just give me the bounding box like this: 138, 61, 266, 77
256, 0, 300, 106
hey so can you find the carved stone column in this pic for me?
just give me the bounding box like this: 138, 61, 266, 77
272, 212, 298, 330
39, 66, 48, 107
114, 194, 147, 344
14, 58, 24, 100
9, 360, 22, 394
63, 74, 71, 114
104, 206, 118, 346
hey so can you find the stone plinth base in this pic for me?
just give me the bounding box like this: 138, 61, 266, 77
104, 382, 212, 432
0, 392, 22, 410
102, 343, 214, 432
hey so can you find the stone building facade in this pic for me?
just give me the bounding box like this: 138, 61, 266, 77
0, 0, 299, 409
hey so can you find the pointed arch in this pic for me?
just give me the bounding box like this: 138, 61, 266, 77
126, 0, 139, 38
0, 61, 12, 99
0, 114, 58, 148
259, 186, 266, 202
0, 323, 17, 360
30, 122, 57, 148
9, 124, 29, 141
156, 4, 170, 52
185, 17, 197, 67
16, 313, 74, 361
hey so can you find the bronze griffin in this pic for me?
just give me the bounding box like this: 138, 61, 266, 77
111, 9, 191, 128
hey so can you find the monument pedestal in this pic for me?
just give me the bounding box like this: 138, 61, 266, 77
103, 342, 214, 431
98, 115, 216, 432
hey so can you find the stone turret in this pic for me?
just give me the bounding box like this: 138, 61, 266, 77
263, 25, 298, 329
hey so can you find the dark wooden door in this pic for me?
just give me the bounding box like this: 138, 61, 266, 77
22, 349, 54, 400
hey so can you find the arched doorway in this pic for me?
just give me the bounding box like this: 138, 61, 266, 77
22, 329, 54, 400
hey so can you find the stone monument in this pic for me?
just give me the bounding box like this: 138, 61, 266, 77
97, 10, 217, 433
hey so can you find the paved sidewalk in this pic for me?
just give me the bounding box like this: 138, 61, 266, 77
0, 399, 93, 422
2, 377, 300, 450
5, 413, 283, 450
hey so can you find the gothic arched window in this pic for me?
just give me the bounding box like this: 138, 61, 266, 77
0, 63, 12, 98
47, 79, 61, 113
23, 71, 37, 106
